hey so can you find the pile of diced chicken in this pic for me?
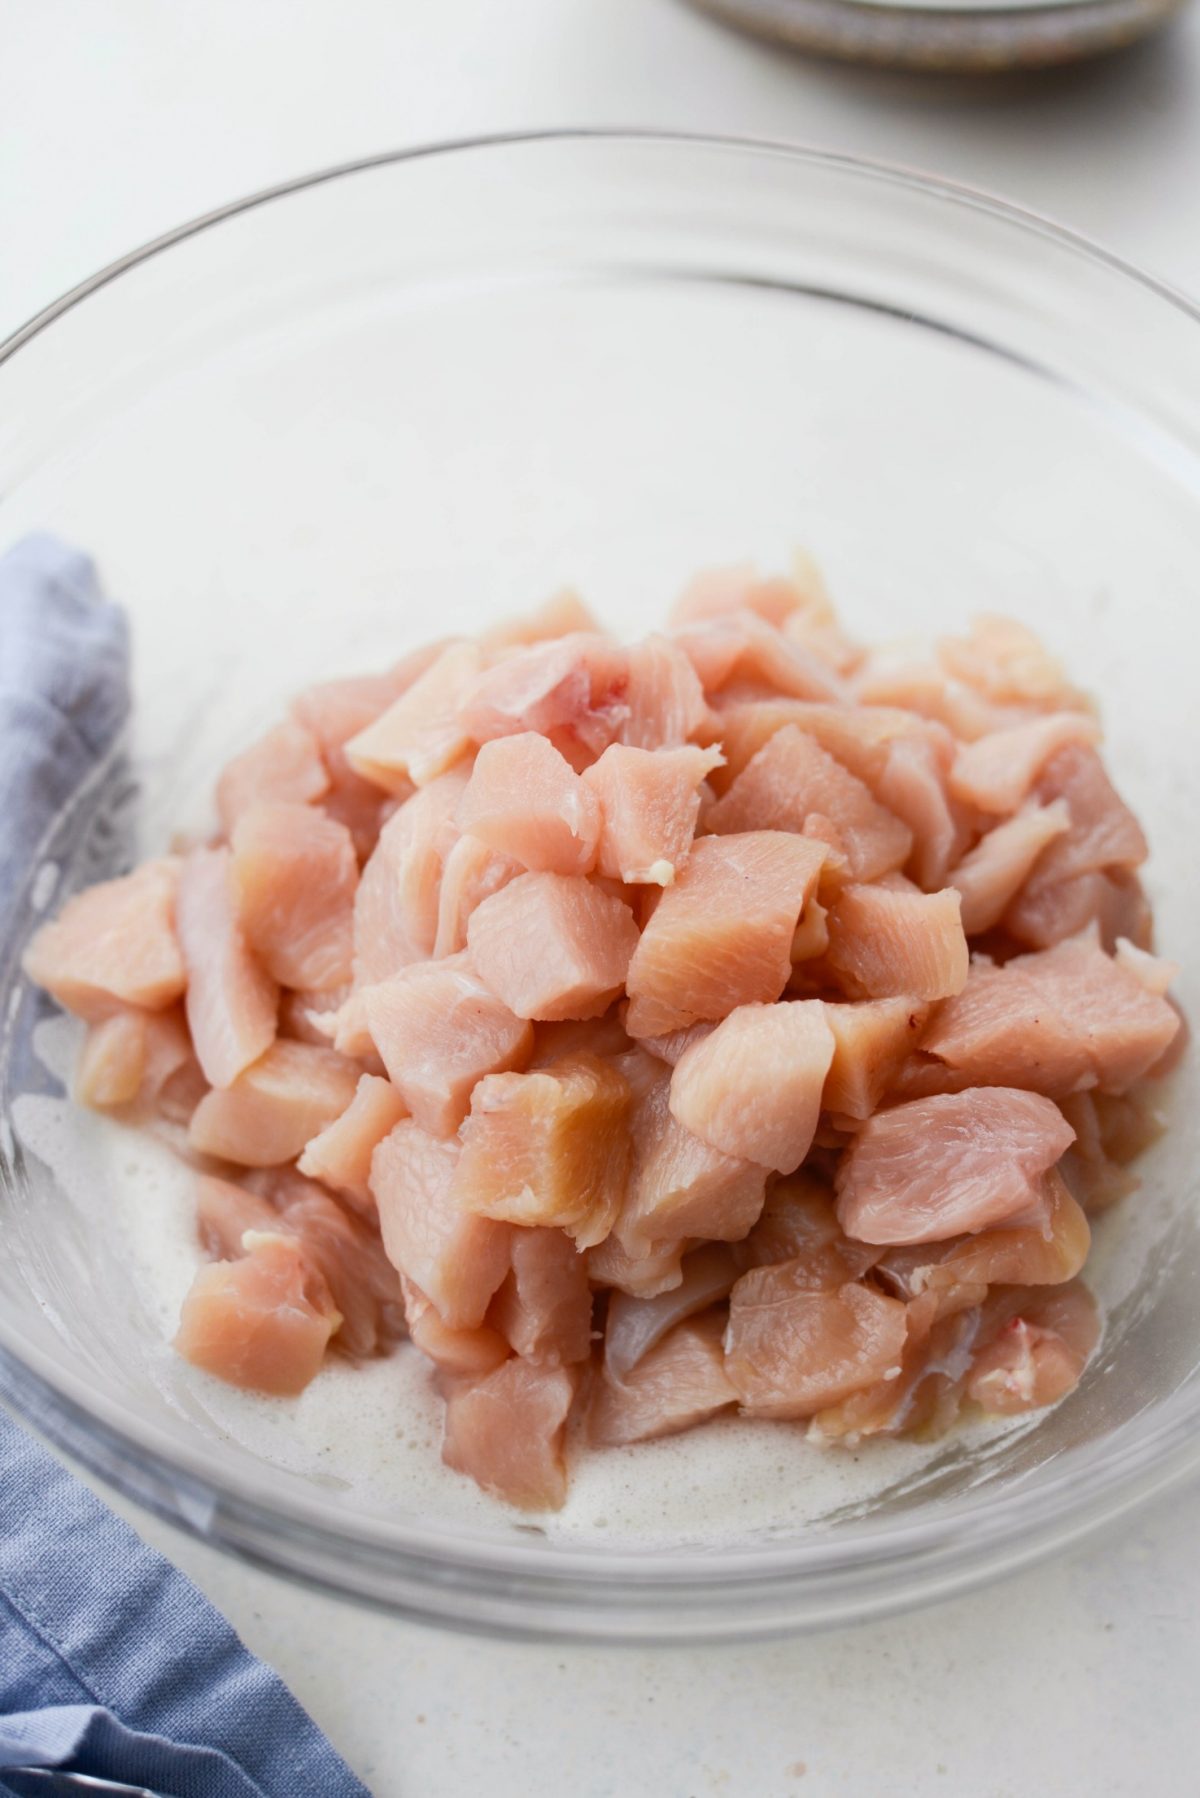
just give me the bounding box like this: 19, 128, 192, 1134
25, 561, 1185, 1510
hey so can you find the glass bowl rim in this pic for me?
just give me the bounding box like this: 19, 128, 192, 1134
2, 128, 1198, 1630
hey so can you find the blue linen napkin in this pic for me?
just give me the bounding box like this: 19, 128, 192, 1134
0, 534, 372, 1798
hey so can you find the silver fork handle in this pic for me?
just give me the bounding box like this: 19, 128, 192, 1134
2, 1769, 169, 1797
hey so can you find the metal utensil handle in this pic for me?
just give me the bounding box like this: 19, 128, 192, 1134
3, 1768, 170, 1797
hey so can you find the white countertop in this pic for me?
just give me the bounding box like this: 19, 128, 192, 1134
5, 3, 1200, 1793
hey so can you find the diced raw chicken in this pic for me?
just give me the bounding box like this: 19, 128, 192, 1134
481, 589, 599, 651
966, 1280, 1099, 1415
176, 848, 278, 1089
528, 1012, 632, 1065
1060, 1086, 1167, 1212
624, 832, 826, 1037
188, 1039, 360, 1166
636, 1020, 715, 1068
707, 700, 934, 796
344, 640, 481, 791
25, 860, 186, 1022
194, 1171, 277, 1255
824, 884, 968, 1003
215, 718, 330, 834
835, 1087, 1076, 1245
603, 1242, 737, 1379
614, 1051, 768, 1252
371, 1121, 510, 1328
455, 1054, 632, 1248
458, 732, 600, 875
675, 610, 846, 705
923, 933, 1181, 1098
706, 726, 911, 885
401, 1276, 510, 1377
1113, 937, 1179, 996
590, 1311, 736, 1445
441, 1358, 580, 1510
297, 1072, 408, 1213
874, 737, 963, 891
1005, 867, 1152, 953
724, 1271, 908, 1418
669, 1001, 835, 1174
939, 613, 1083, 711
352, 767, 468, 983
583, 743, 722, 886
291, 667, 421, 858
363, 954, 532, 1136
458, 632, 629, 754
948, 713, 1101, 815
488, 1227, 593, 1365
1019, 744, 1149, 893
823, 997, 928, 1121
947, 800, 1070, 935
875, 1169, 1089, 1305
619, 634, 709, 749
75, 1005, 193, 1111
255, 1168, 404, 1358
854, 650, 1017, 742
587, 1232, 689, 1297
231, 802, 357, 992
278, 985, 349, 1047
731, 1172, 879, 1286
467, 872, 640, 1021
175, 1233, 340, 1397
670, 562, 794, 629
809, 1299, 981, 1443
432, 834, 520, 959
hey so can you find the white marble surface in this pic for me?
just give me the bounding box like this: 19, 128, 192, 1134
5, 2, 1200, 1793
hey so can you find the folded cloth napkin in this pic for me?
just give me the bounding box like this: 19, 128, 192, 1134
0, 535, 372, 1798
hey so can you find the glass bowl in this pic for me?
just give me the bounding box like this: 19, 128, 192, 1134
1, 132, 1198, 1645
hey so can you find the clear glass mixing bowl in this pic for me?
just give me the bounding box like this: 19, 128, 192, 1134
1, 133, 1198, 1644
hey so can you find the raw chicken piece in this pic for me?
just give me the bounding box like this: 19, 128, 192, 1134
675, 608, 845, 704
615, 1051, 768, 1252
215, 718, 330, 834
454, 1054, 632, 1248
948, 713, 1101, 815
432, 834, 520, 959
441, 1358, 580, 1510
529, 1011, 632, 1065
1113, 937, 1179, 996
873, 737, 963, 892
624, 832, 826, 1037
705, 725, 911, 885
603, 1242, 737, 1379
923, 933, 1181, 1098
966, 1280, 1099, 1415
401, 1276, 510, 1377
457, 632, 629, 754
488, 1227, 593, 1365
458, 732, 600, 875
371, 1121, 510, 1328
231, 802, 357, 991
810, 1300, 981, 1442
481, 590, 599, 651
194, 1171, 276, 1255
255, 1168, 404, 1358
1018, 744, 1149, 893
344, 640, 481, 791
835, 1086, 1076, 1245
75, 1005, 192, 1111
590, 1312, 736, 1445
669, 1000, 835, 1173
947, 800, 1070, 935
670, 562, 797, 629
467, 872, 640, 1021
352, 767, 468, 983
176, 848, 278, 1089
938, 613, 1080, 710
824, 884, 968, 1002
363, 954, 533, 1136
278, 985, 351, 1047
175, 1233, 340, 1397
291, 667, 422, 858
583, 743, 722, 885
636, 1021, 715, 1068
853, 650, 1017, 742
724, 1272, 908, 1419
619, 634, 709, 749
1005, 867, 1151, 953
587, 1232, 689, 1297
188, 1039, 359, 1166
25, 860, 186, 1021
875, 1169, 1090, 1304
731, 1173, 879, 1286
823, 997, 928, 1120
297, 1072, 408, 1213
707, 700, 933, 796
